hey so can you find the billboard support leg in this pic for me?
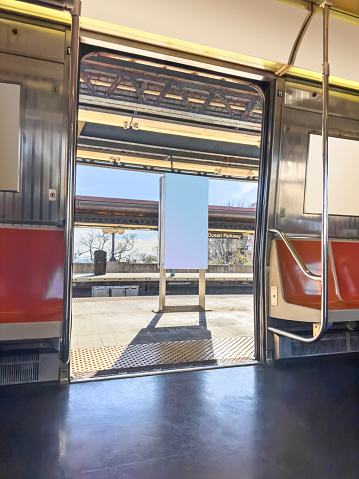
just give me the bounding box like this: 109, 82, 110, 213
159, 266, 167, 311
199, 269, 206, 310
154, 268, 210, 313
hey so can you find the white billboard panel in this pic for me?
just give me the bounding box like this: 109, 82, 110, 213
305, 135, 359, 216
159, 174, 208, 269
0, 82, 21, 192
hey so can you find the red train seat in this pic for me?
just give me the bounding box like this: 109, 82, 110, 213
276, 239, 358, 310
0, 228, 65, 324
331, 241, 359, 304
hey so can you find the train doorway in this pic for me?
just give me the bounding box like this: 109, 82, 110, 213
70, 48, 265, 381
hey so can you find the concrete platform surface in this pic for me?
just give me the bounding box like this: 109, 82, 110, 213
71, 294, 254, 350
73, 272, 253, 283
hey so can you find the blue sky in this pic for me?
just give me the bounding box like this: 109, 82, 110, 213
75, 165, 258, 257
76, 165, 258, 206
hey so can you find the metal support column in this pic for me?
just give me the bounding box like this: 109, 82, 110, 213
110, 233, 116, 261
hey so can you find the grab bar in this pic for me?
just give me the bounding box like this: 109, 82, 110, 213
276, 4, 315, 77
269, 228, 321, 282
268, 2, 330, 344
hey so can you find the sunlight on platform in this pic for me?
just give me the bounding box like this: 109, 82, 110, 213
71, 294, 254, 379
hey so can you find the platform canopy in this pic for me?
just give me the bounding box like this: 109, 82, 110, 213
77, 51, 262, 181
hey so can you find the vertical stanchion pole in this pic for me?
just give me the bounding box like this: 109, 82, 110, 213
321, 1, 330, 338
268, 2, 330, 343
62, 0, 81, 366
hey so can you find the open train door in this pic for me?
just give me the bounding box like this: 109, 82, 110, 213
70, 36, 273, 378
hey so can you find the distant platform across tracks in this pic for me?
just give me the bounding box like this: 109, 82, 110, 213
73, 272, 253, 284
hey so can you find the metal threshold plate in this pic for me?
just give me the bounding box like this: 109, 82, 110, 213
71, 337, 254, 380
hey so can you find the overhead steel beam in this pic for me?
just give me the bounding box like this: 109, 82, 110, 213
80, 69, 97, 96
76, 148, 259, 179
75, 213, 158, 228
76, 158, 258, 181
78, 109, 260, 146
74, 212, 255, 232
81, 56, 261, 106
79, 79, 262, 114
79, 55, 262, 133
74, 195, 256, 231
79, 96, 261, 132
77, 137, 259, 168
79, 123, 260, 159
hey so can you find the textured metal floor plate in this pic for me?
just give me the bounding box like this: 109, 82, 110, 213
71, 337, 254, 380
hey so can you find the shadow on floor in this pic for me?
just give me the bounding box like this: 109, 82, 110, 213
129, 311, 212, 344
91, 311, 217, 377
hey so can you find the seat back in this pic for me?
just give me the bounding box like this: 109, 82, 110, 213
331, 241, 359, 304
276, 239, 338, 310
0, 228, 65, 324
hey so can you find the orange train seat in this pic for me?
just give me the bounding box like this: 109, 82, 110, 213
0, 228, 65, 324
276, 239, 359, 311
331, 241, 359, 304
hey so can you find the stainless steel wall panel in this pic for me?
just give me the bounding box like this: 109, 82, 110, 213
275, 104, 359, 239
0, 52, 66, 225
285, 83, 359, 121
0, 18, 65, 64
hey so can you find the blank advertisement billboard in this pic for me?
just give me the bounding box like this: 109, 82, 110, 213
0, 82, 21, 192
305, 134, 359, 216
159, 174, 209, 269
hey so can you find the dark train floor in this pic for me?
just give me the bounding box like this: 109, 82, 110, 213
0, 355, 358, 479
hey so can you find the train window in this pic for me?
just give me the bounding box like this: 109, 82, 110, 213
0, 82, 21, 192
305, 134, 359, 216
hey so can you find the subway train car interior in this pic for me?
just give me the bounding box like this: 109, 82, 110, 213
0, 0, 359, 477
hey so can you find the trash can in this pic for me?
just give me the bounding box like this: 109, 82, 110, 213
94, 250, 107, 275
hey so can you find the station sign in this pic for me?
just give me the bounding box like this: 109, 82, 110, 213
208, 232, 244, 239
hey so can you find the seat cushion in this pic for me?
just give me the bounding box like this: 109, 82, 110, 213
276, 239, 358, 310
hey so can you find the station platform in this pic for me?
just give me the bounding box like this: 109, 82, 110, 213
71, 294, 254, 379
73, 272, 253, 284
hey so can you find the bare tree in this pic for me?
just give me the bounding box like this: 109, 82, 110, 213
74, 229, 137, 262
207, 199, 254, 265
114, 233, 137, 262
208, 236, 253, 265
136, 252, 158, 263
74, 229, 110, 262
221, 199, 253, 208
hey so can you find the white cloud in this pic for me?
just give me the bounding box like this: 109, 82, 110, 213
134, 237, 158, 255
209, 179, 257, 206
